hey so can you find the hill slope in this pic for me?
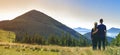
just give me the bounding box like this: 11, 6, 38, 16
0, 30, 15, 42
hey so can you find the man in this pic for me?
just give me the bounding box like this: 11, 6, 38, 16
97, 19, 107, 50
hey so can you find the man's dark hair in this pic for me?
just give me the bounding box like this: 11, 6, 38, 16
100, 19, 103, 23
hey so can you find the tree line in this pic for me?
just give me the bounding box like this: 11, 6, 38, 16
15, 32, 89, 47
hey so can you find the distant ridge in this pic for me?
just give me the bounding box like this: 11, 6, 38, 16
107, 27, 120, 38
74, 27, 91, 34
108, 27, 120, 33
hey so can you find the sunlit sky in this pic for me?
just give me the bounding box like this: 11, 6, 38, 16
0, 0, 120, 29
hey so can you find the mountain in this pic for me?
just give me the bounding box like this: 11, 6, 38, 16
0, 10, 85, 41
84, 32, 91, 40
108, 27, 120, 32
107, 27, 120, 38
74, 27, 91, 35
84, 32, 114, 43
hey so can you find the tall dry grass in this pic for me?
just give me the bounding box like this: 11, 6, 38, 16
0, 42, 120, 55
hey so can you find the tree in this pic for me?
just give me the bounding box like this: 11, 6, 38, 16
47, 34, 59, 45
21, 32, 30, 43
111, 33, 120, 46
33, 33, 45, 44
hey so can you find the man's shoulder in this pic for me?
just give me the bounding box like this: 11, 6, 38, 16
102, 24, 106, 27
102, 24, 106, 26
98, 24, 106, 27
98, 24, 101, 27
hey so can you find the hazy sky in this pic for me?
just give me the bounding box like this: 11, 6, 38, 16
0, 0, 120, 29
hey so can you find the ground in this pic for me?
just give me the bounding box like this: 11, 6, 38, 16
0, 42, 120, 55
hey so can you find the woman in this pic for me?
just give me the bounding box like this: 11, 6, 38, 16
91, 22, 98, 50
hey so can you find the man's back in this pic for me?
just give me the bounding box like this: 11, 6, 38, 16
97, 24, 106, 37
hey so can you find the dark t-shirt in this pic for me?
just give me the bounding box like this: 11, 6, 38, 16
97, 24, 106, 38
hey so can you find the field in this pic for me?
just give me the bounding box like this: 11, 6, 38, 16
0, 29, 120, 55
0, 42, 120, 55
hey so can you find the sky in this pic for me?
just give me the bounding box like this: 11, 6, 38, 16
0, 0, 120, 29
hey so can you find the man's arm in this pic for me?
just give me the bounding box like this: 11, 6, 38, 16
104, 25, 107, 37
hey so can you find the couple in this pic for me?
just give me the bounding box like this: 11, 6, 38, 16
91, 19, 106, 50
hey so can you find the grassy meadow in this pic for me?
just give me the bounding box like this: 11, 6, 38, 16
0, 30, 15, 42
0, 29, 120, 55
0, 42, 120, 55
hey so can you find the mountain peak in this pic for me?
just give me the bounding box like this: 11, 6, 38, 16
109, 27, 120, 31
24, 9, 46, 16
29, 9, 39, 12
110, 27, 120, 29
108, 27, 120, 35
26, 9, 43, 14
13, 10, 51, 22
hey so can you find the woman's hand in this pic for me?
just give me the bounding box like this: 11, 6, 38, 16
92, 29, 98, 35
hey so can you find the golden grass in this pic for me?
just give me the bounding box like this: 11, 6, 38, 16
0, 30, 119, 55
0, 30, 15, 42
0, 42, 120, 55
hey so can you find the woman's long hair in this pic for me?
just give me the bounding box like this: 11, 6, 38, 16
94, 22, 98, 30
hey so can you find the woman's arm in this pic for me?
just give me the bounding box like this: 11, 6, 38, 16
92, 29, 98, 34
91, 29, 93, 40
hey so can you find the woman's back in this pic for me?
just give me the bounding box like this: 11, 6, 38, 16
91, 28, 98, 40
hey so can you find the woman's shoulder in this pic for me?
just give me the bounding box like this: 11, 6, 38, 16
91, 28, 94, 32
92, 28, 95, 30
92, 28, 98, 31
92, 28, 94, 30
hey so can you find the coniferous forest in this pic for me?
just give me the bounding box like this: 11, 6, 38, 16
15, 32, 89, 47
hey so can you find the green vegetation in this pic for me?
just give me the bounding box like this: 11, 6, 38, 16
0, 29, 120, 55
17, 32, 89, 47
0, 30, 15, 42
0, 43, 58, 55
111, 33, 120, 46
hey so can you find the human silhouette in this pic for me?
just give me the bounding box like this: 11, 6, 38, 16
97, 19, 107, 50
91, 22, 98, 50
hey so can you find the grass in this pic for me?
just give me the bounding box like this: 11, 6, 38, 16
0, 29, 119, 55
0, 42, 58, 55
0, 46, 58, 55
0, 30, 15, 42
0, 42, 120, 55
